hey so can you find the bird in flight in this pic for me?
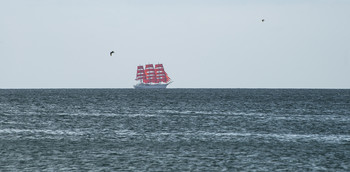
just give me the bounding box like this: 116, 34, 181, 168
262, 19, 265, 22
110, 51, 115, 56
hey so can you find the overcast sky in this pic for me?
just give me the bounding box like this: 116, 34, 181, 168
1, 0, 349, 88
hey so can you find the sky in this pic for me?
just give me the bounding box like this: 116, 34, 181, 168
1, 0, 350, 88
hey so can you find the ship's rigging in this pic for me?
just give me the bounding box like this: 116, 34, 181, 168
136, 64, 171, 84
134, 64, 172, 89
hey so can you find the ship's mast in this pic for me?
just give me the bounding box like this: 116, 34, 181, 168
135, 65, 146, 83
145, 64, 157, 83
136, 64, 171, 84
155, 64, 167, 83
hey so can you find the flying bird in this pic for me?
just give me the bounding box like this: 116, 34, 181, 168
110, 51, 115, 56
262, 19, 265, 22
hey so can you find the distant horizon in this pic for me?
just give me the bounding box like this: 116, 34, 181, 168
1, 0, 350, 88
1, 87, 350, 89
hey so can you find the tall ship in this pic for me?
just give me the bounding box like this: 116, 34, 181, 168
134, 64, 172, 89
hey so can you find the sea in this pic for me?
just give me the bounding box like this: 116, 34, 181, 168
0, 89, 349, 171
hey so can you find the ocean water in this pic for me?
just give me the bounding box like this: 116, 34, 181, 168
0, 89, 349, 171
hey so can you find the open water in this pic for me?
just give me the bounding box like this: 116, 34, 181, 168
0, 89, 350, 171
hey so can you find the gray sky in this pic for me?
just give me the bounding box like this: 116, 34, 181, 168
1, 0, 350, 88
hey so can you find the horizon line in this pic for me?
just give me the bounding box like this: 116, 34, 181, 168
1, 87, 350, 90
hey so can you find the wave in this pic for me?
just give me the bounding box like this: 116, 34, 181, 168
0, 128, 85, 135
141, 131, 350, 143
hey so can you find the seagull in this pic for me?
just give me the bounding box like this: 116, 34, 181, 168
110, 51, 115, 56
262, 19, 265, 22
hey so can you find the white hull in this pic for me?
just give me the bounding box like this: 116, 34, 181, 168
134, 83, 169, 89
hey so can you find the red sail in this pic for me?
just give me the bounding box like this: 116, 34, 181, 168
155, 64, 167, 83
136, 64, 171, 84
145, 64, 157, 83
136, 65, 147, 82
165, 72, 171, 83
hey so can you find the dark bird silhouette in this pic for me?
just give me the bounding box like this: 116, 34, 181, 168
262, 19, 265, 22
110, 51, 115, 56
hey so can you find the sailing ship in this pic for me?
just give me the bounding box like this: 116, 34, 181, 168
134, 64, 172, 89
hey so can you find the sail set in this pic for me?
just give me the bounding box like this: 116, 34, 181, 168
134, 64, 172, 89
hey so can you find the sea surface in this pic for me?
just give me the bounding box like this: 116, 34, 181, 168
0, 89, 350, 171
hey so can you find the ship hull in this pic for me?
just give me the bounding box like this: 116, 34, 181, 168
134, 83, 168, 89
